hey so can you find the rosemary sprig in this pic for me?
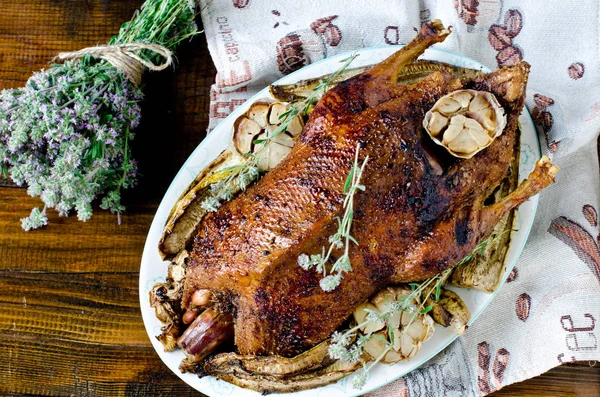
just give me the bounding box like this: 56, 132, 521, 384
201, 53, 359, 213
298, 144, 368, 292
328, 234, 501, 389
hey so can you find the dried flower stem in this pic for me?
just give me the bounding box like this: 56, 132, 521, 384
298, 144, 368, 292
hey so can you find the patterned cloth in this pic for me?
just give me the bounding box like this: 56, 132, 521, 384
198, 1, 600, 395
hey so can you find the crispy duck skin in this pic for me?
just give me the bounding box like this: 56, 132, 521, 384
182, 20, 556, 357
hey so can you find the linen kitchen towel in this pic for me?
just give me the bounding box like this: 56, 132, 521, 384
199, 1, 600, 395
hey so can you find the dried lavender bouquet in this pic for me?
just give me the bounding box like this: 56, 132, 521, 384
0, 0, 198, 230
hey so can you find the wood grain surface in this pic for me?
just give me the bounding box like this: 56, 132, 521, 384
0, 1, 597, 396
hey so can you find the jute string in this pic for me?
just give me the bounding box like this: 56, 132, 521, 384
56, 43, 173, 86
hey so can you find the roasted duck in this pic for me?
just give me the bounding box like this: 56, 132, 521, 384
183, 22, 555, 357
175, 20, 557, 362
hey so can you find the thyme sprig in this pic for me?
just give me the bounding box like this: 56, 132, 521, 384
201, 53, 359, 213
329, 235, 500, 389
298, 144, 368, 292
0, 0, 199, 230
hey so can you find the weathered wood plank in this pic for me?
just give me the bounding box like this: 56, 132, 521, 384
0, 188, 158, 273
0, 270, 203, 396
492, 362, 600, 396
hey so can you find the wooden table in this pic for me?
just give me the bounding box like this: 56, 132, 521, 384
0, 1, 598, 396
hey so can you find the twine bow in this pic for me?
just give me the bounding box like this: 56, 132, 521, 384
56, 43, 173, 86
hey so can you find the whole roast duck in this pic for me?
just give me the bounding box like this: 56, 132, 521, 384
159, 20, 557, 375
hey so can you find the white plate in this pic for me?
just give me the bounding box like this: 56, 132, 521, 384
140, 46, 541, 397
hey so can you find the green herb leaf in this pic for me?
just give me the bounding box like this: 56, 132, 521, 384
435, 282, 442, 301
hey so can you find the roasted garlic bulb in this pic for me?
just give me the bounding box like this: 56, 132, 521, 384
233, 101, 304, 170
353, 286, 435, 363
423, 89, 507, 158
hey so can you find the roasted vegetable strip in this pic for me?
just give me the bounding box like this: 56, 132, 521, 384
450, 139, 520, 292
204, 357, 360, 394
203, 340, 330, 377
159, 150, 242, 260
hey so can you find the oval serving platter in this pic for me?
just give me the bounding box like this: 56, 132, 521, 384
140, 46, 541, 397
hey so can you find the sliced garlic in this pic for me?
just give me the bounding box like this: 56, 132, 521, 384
354, 302, 385, 334
232, 100, 305, 170
423, 89, 507, 159
382, 349, 403, 364
362, 331, 389, 359
437, 97, 461, 115
352, 285, 435, 364
428, 112, 448, 136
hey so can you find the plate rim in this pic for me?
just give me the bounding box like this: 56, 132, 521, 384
139, 45, 541, 397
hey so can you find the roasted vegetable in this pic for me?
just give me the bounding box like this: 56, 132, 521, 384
450, 133, 520, 292
149, 250, 188, 351
270, 60, 480, 103
425, 288, 471, 334
158, 149, 243, 260
203, 340, 330, 377
202, 342, 359, 394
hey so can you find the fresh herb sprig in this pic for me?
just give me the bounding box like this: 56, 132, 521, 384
298, 144, 368, 292
0, 0, 198, 230
201, 53, 359, 213
329, 235, 499, 389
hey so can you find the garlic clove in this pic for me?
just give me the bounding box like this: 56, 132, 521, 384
468, 93, 489, 112
406, 317, 427, 340
372, 288, 395, 311
447, 130, 479, 154
390, 327, 402, 351
399, 331, 418, 358
468, 126, 492, 147
467, 111, 496, 132
400, 311, 414, 327
437, 97, 461, 115
382, 349, 403, 363
442, 123, 463, 144
354, 303, 385, 334
286, 115, 304, 137
247, 102, 270, 128
452, 90, 472, 108
267, 140, 293, 169
362, 331, 389, 360
269, 102, 288, 125
265, 125, 296, 148
233, 116, 262, 154
255, 132, 270, 171
423, 315, 435, 341
428, 112, 448, 136
450, 113, 467, 125
388, 311, 401, 330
